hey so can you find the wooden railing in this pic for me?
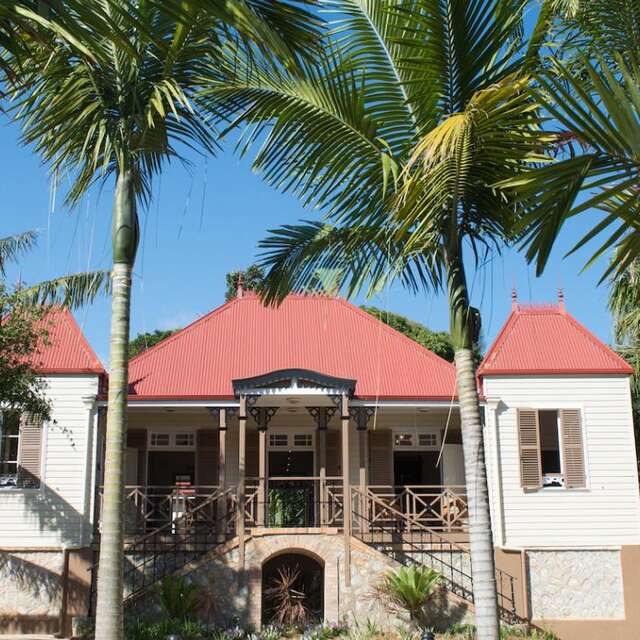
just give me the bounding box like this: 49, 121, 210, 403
96, 485, 222, 536
351, 487, 518, 623
368, 485, 469, 532
96, 483, 468, 534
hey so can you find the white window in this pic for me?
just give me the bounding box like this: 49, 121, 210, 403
0, 411, 20, 487
293, 433, 313, 448
175, 433, 195, 447
418, 433, 437, 447
269, 434, 288, 448
150, 432, 170, 447
393, 428, 439, 450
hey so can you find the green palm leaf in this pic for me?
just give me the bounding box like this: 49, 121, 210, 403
17, 270, 111, 309
0, 230, 38, 274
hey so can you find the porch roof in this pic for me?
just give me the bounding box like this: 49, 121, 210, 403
127, 294, 457, 400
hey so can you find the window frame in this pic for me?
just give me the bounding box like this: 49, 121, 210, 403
267, 430, 315, 451
148, 430, 196, 451
392, 427, 440, 451
518, 404, 589, 492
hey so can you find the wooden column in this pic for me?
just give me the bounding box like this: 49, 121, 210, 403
341, 394, 351, 586
318, 426, 327, 526
358, 426, 367, 491
237, 395, 247, 571
217, 408, 227, 540
258, 424, 267, 526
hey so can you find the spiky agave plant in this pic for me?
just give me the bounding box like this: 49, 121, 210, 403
377, 565, 441, 630
264, 565, 313, 628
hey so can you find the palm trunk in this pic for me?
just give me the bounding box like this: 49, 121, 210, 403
445, 238, 500, 640
95, 171, 139, 640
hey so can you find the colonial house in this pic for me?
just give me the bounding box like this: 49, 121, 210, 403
1, 293, 639, 640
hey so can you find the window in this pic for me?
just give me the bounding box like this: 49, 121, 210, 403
517, 408, 586, 490
0, 411, 20, 487
393, 429, 439, 450
150, 433, 170, 447
269, 434, 288, 448
418, 433, 437, 447
539, 411, 561, 484
293, 433, 313, 448
394, 433, 413, 447
175, 433, 194, 447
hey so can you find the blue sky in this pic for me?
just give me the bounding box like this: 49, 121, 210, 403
1, 113, 613, 368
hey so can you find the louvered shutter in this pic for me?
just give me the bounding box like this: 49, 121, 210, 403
560, 409, 586, 489
246, 429, 259, 477
326, 430, 341, 476
17, 413, 43, 488
517, 409, 542, 490
197, 429, 218, 485
126, 428, 147, 484
369, 429, 393, 486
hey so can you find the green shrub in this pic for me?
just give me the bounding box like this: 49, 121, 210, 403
376, 565, 441, 629
157, 575, 201, 620
124, 617, 206, 640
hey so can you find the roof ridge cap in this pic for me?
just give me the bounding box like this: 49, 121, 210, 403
478, 308, 520, 375
129, 297, 241, 366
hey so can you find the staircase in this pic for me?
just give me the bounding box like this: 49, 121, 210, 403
350, 487, 520, 624
88, 487, 238, 613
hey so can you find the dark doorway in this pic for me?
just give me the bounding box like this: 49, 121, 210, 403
268, 451, 314, 527
262, 553, 324, 626
394, 451, 441, 486
147, 451, 195, 486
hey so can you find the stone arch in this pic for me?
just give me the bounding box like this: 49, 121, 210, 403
261, 551, 325, 625
246, 536, 341, 629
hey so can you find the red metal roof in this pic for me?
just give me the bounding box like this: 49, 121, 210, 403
478, 303, 632, 377
32, 307, 105, 375
128, 294, 458, 400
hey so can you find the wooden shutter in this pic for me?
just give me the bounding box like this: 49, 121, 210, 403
369, 429, 393, 486
196, 429, 218, 485
126, 428, 147, 484
560, 409, 586, 489
517, 409, 542, 490
246, 429, 259, 477
17, 413, 43, 488
326, 430, 341, 476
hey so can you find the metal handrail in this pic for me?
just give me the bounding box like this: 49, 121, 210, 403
351, 487, 518, 623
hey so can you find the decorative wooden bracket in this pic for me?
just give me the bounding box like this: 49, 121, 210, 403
349, 406, 375, 431
248, 406, 278, 431
306, 406, 337, 430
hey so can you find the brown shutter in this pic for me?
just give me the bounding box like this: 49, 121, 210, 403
517, 409, 542, 490
126, 428, 147, 484
326, 430, 341, 476
246, 429, 259, 477
560, 409, 586, 489
196, 429, 218, 486
17, 413, 43, 488
369, 429, 393, 486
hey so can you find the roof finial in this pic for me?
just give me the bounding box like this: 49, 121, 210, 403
237, 272, 244, 299
511, 286, 518, 310
558, 287, 565, 311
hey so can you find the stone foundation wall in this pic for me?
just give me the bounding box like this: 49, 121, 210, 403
527, 549, 625, 620
130, 533, 472, 633
0, 550, 64, 632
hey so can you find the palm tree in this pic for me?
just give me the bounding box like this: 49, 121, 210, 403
1, 230, 110, 307
203, 2, 551, 637
4, 3, 320, 640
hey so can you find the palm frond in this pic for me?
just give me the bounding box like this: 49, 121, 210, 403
0, 230, 38, 274
17, 270, 111, 309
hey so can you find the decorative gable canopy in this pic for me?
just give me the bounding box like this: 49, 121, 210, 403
128, 294, 457, 400
479, 303, 632, 377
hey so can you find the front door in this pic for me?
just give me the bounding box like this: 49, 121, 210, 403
268, 450, 314, 527
393, 451, 441, 486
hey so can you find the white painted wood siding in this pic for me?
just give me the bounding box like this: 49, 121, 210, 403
0, 374, 99, 549
484, 375, 640, 548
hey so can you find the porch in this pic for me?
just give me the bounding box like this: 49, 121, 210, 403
95, 369, 468, 539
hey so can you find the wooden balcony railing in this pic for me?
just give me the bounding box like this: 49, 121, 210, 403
368, 485, 468, 532
96, 485, 222, 536
96, 482, 468, 535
